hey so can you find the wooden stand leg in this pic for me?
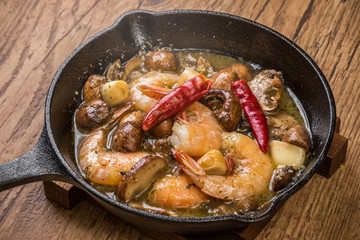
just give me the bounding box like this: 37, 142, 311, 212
43, 181, 82, 210
316, 117, 348, 178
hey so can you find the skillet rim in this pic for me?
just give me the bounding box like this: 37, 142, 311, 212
44, 9, 336, 224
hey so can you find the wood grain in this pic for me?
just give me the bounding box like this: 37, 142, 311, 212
0, 0, 359, 239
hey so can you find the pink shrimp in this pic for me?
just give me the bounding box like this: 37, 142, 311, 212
173, 132, 274, 200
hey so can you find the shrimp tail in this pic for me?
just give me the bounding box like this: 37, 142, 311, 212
172, 148, 206, 189
136, 85, 172, 100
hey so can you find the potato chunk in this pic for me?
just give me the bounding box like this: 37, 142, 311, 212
101, 80, 129, 107
197, 150, 227, 175
270, 140, 306, 168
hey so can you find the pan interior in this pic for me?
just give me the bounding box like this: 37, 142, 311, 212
47, 11, 335, 222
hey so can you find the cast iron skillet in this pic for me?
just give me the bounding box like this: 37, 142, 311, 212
0, 10, 336, 235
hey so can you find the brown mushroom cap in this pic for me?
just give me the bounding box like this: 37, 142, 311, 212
75, 99, 110, 130
144, 50, 178, 72
282, 125, 311, 153
210, 69, 237, 91
83, 74, 108, 102
268, 113, 299, 139
149, 118, 173, 138
112, 121, 142, 153
228, 63, 252, 82
269, 165, 297, 191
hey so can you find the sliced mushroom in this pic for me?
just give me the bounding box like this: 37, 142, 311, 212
117, 155, 168, 201
269, 165, 297, 191
144, 50, 178, 72
75, 99, 110, 130
200, 89, 242, 131
83, 75, 108, 102
124, 56, 143, 81
112, 121, 142, 153
106, 59, 122, 80
248, 69, 283, 112
282, 125, 311, 153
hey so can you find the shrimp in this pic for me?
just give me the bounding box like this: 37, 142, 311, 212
78, 130, 148, 186
169, 102, 223, 157
174, 132, 274, 200
129, 71, 178, 113
148, 174, 209, 209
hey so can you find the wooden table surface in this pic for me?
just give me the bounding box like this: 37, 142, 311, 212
0, 0, 359, 239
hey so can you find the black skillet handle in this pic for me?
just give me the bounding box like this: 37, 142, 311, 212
0, 127, 74, 191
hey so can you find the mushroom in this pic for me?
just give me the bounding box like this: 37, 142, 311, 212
235, 195, 260, 215
268, 113, 299, 139
117, 155, 168, 201
143, 138, 172, 158
152, 138, 172, 158
179, 53, 214, 77
213, 195, 260, 215
200, 89, 242, 131
149, 118, 173, 138
144, 50, 178, 72
112, 121, 142, 153
282, 125, 311, 153
248, 69, 283, 112
269, 165, 297, 191
210, 63, 252, 90
83, 75, 108, 102
124, 56, 143, 81
75, 99, 110, 130
106, 59, 122, 80
196, 56, 215, 77
228, 63, 252, 82
210, 69, 237, 91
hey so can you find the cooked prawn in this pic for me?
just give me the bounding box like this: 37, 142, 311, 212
129, 71, 178, 113
78, 130, 148, 186
148, 174, 209, 209
169, 102, 223, 157
174, 132, 274, 200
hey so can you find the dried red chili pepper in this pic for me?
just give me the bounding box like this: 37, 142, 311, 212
142, 74, 211, 131
232, 80, 269, 153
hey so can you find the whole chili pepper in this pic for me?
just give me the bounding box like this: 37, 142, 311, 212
232, 80, 269, 153
142, 74, 211, 131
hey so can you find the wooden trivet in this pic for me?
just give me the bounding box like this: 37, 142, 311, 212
43, 117, 348, 240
